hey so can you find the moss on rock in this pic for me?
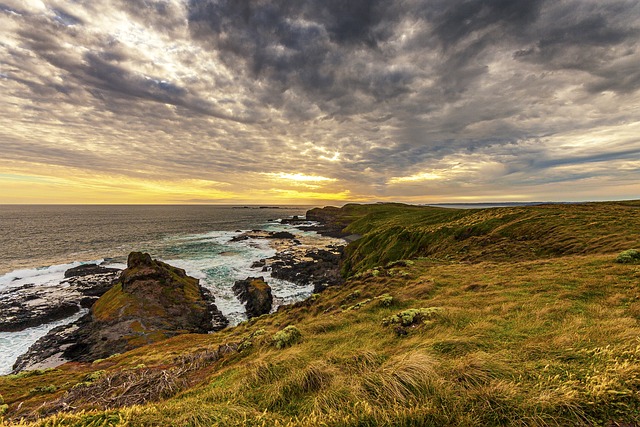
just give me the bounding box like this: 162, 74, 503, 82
63, 252, 225, 362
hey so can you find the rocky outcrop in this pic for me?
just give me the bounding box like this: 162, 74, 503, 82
300, 206, 351, 238
279, 215, 308, 225
230, 230, 298, 243
0, 264, 120, 332
65, 252, 227, 362
269, 246, 344, 293
64, 264, 120, 279
12, 253, 228, 372
63, 265, 122, 307
267, 231, 296, 239
12, 319, 85, 373
233, 277, 272, 318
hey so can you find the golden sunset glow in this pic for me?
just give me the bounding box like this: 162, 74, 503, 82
388, 172, 443, 184
263, 173, 338, 184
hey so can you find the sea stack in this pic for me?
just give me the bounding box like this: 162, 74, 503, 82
232, 276, 273, 318
64, 252, 227, 361
13, 253, 228, 371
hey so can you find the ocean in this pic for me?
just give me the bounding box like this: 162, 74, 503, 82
0, 205, 329, 374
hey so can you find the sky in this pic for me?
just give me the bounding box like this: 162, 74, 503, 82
0, 0, 639, 204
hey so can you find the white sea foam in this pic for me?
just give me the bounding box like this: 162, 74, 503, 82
164, 228, 314, 326
0, 260, 106, 291
0, 309, 87, 376
0, 260, 117, 374
0, 222, 329, 373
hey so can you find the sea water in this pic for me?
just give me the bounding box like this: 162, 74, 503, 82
0, 205, 325, 374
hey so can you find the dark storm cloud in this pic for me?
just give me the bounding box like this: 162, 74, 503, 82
512, 2, 640, 93
187, 0, 412, 110
428, 0, 546, 46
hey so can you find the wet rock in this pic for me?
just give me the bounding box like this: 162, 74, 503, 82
79, 297, 99, 308
269, 246, 344, 293
251, 259, 266, 268
280, 216, 309, 225
0, 265, 120, 333
63, 269, 121, 298
267, 231, 296, 239
232, 277, 273, 318
0, 300, 80, 332
12, 316, 88, 373
200, 287, 229, 331
64, 264, 120, 279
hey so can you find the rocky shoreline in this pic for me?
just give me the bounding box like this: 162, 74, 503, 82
0, 265, 120, 333
230, 228, 345, 294
6, 214, 346, 374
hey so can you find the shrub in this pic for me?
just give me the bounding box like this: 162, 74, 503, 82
615, 249, 640, 264
0, 404, 7, 416
84, 370, 106, 382
272, 326, 302, 349
383, 308, 442, 327
29, 385, 57, 395
238, 329, 267, 351
377, 294, 394, 307
346, 299, 372, 311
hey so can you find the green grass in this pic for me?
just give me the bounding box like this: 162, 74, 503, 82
336, 201, 640, 275
2, 201, 640, 426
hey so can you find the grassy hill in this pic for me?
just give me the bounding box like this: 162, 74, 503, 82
2, 201, 640, 426
328, 201, 640, 275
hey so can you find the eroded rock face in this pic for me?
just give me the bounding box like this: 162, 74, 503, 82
65, 253, 227, 362
232, 277, 273, 318
12, 253, 228, 371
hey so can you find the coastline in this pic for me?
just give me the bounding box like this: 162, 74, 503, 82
1, 214, 345, 375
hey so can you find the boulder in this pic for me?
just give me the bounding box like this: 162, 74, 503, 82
64, 264, 120, 279
267, 231, 296, 239
232, 277, 273, 318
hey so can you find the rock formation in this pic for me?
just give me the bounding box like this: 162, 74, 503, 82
0, 265, 120, 332
232, 277, 273, 318
269, 246, 344, 293
13, 252, 228, 372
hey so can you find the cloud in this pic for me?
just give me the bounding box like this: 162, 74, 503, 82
388, 172, 443, 184
0, 0, 639, 203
